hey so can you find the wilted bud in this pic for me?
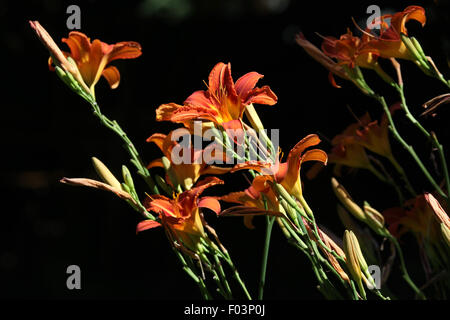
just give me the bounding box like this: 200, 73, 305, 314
29, 20, 91, 97
441, 223, 450, 247
92, 157, 122, 190
331, 178, 365, 221
363, 201, 386, 235
424, 193, 450, 229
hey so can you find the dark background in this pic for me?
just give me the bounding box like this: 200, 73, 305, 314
1, 0, 449, 300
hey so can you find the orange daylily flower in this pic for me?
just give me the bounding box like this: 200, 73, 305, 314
147, 131, 231, 190
321, 29, 378, 70
30, 21, 91, 95
328, 141, 372, 172
137, 177, 223, 252
382, 194, 443, 241
231, 134, 328, 200
362, 6, 426, 61
218, 184, 282, 229
331, 108, 396, 160
49, 31, 142, 96
156, 62, 278, 131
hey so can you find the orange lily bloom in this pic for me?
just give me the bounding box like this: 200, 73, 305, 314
231, 134, 328, 200
362, 6, 426, 61
156, 62, 278, 131
296, 33, 351, 89
218, 184, 282, 229
137, 177, 223, 252
147, 131, 230, 190
332, 109, 395, 160
321, 29, 378, 70
328, 140, 372, 172
382, 194, 442, 241
49, 31, 142, 96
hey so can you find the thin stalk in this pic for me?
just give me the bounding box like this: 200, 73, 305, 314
371, 95, 447, 199
388, 235, 426, 300
395, 84, 450, 202
90, 101, 159, 194
223, 252, 252, 300
258, 215, 275, 299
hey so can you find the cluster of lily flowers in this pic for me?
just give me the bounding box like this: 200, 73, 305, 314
31, 5, 449, 300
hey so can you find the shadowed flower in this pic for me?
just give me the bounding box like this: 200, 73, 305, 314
296, 33, 374, 94
156, 62, 277, 131
146, 131, 231, 190
48, 30, 142, 97
328, 143, 372, 171
382, 194, 442, 241
362, 6, 426, 61
137, 177, 223, 252
296, 33, 350, 88
321, 29, 377, 70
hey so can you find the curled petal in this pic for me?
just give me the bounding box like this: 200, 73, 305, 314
102, 66, 120, 89
244, 86, 278, 106
108, 41, 142, 62
235, 71, 264, 98
198, 197, 221, 215
62, 31, 91, 61
136, 220, 161, 234
286, 134, 322, 179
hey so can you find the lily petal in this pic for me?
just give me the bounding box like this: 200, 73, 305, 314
102, 66, 120, 89
136, 220, 161, 234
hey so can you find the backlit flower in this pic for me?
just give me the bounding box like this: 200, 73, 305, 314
382, 194, 442, 241
321, 29, 377, 69
156, 62, 277, 131
49, 31, 142, 97
362, 6, 426, 61
137, 177, 223, 252
147, 131, 230, 190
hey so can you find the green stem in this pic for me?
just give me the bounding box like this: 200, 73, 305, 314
258, 215, 275, 299
90, 101, 159, 194
371, 95, 447, 200
388, 235, 426, 300
387, 154, 417, 197
223, 252, 252, 300
395, 85, 449, 201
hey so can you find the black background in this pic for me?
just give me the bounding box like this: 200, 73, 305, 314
1, 0, 449, 300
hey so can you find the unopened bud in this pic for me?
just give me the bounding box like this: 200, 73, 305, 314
343, 230, 363, 283
331, 178, 365, 221
363, 201, 386, 235
441, 223, 450, 247
91, 157, 122, 190
121, 165, 135, 190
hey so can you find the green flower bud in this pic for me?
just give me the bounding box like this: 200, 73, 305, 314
91, 157, 122, 190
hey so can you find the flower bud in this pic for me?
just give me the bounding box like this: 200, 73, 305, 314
121, 165, 135, 190
343, 230, 367, 299
343, 230, 362, 282
441, 223, 450, 247
363, 201, 386, 235
331, 178, 365, 221
91, 157, 122, 190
